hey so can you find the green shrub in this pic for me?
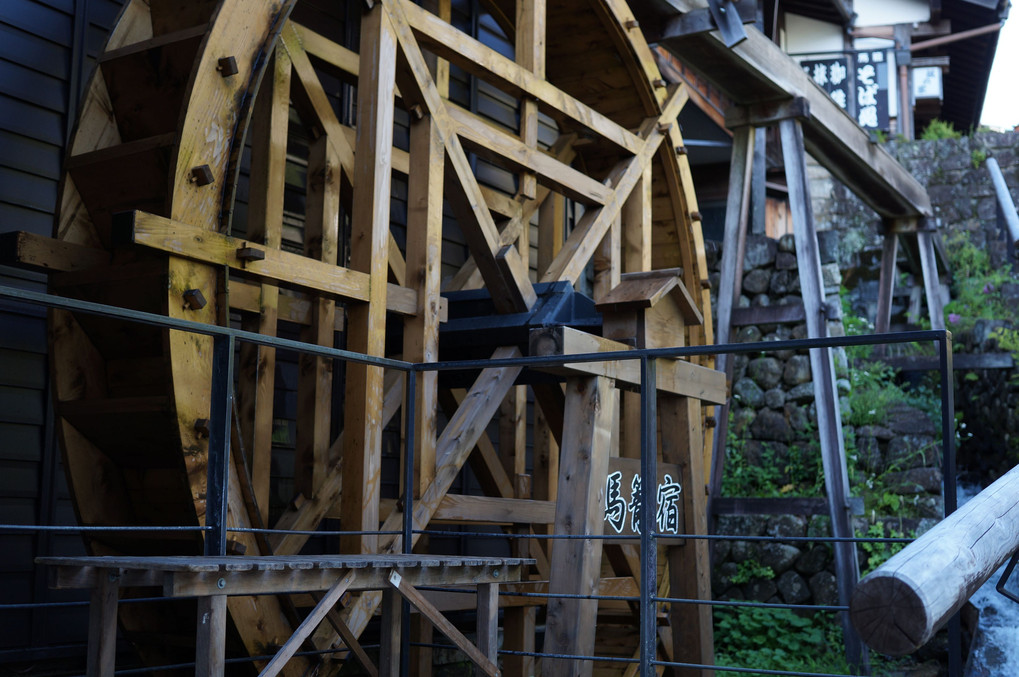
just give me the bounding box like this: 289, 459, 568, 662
920, 119, 961, 140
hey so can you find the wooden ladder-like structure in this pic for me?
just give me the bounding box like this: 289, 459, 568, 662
1, 0, 728, 674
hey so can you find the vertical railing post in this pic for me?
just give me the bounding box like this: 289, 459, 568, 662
940, 332, 961, 676
206, 334, 235, 557
639, 356, 658, 677
401, 367, 417, 677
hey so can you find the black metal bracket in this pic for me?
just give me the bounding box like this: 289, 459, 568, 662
646, 0, 755, 47
996, 548, 1019, 605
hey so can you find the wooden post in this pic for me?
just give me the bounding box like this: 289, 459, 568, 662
403, 113, 443, 497
852, 463, 1019, 655
296, 134, 340, 499
86, 572, 119, 677
708, 124, 754, 504
476, 582, 500, 665
543, 375, 617, 677
779, 116, 867, 671
875, 231, 899, 335
238, 48, 289, 520
379, 586, 403, 677
515, 0, 544, 202
341, 3, 396, 554
917, 230, 945, 331
196, 594, 227, 677
662, 396, 714, 676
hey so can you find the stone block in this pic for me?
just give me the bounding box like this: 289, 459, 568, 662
783, 355, 812, 386
777, 570, 811, 605
808, 571, 839, 607
764, 388, 786, 410
795, 544, 830, 576
747, 357, 783, 389
766, 514, 807, 539
733, 377, 765, 409
750, 409, 792, 442
744, 234, 778, 270
743, 268, 771, 294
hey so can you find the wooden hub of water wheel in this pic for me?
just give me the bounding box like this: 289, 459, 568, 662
49, 0, 722, 673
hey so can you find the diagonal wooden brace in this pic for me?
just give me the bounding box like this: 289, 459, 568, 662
387, 570, 500, 677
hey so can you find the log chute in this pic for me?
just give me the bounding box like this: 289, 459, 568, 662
46, 0, 717, 672
851, 464, 1019, 656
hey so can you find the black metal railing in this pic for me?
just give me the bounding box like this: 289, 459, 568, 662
0, 284, 960, 677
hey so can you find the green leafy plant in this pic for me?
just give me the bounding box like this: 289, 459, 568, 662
971, 148, 988, 169
859, 523, 910, 575
714, 607, 850, 676
920, 118, 962, 140
730, 559, 775, 585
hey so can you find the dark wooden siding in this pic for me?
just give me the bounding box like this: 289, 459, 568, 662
0, 0, 125, 664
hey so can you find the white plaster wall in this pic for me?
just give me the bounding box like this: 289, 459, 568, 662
854, 0, 930, 27
783, 13, 845, 54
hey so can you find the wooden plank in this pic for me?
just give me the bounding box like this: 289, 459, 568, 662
258, 571, 357, 677
780, 117, 866, 670
119, 211, 425, 316
85, 571, 119, 677
389, 571, 499, 677
195, 595, 227, 677
314, 592, 379, 677
544, 376, 617, 677
386, 0, 536, 314
404, 115, 444, 497
729, 302, 806, 327
661, 396, 713, 675
398, 0, 641, 155
438, 389, 516, 500
341, 2, 397, 555
529, 326, 726, 404
432, 494, 555, 524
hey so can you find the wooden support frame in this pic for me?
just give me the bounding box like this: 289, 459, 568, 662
340, 2, 397, 555
779, 117, 868, 671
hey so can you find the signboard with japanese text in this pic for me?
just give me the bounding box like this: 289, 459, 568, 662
603, 457, 685, 544
854, 49, 890, 130
802, 57, 851, 112
913, 66, 943, 100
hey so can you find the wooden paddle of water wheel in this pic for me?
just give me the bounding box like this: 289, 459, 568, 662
40, 0, 725, 673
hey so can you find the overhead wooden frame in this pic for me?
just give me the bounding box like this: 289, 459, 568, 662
29, 0, 722, 674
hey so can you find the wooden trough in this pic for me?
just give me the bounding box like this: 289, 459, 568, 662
851, 464, 1019, 656
23, 0, 724, 673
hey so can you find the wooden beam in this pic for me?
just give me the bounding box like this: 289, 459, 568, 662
237, 47, 289, 522
258, 571, 357, 677
388, 571, 499, 677
514, 0, 543, 202
529, 326, 726, 404
296, 135, 340, 499
656, 13, 931, 219
341, 2, 397, 555
195, 595, 226, 677
539, 86, 687, 286
917, 230, 946, 331
398, 0, 641, 155
386, 0, 536, 314
447, 103, 610, 205
875, 233, 899, 336
404, 114, 444, 497
662, 396, 714, 675
543, 375, 617, 677
116, 211, 430, 316
0, 230, 110, 273
337, 348, 524, 644
780, 117, 867, 670
86, 571, 119, 677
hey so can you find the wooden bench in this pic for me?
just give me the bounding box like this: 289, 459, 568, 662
38, 554, 533, 677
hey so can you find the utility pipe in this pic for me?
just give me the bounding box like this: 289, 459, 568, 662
988, 156, 1019, 249
911, 22, 1003, 51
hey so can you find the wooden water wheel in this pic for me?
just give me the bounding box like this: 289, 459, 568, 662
47, 0, 722, 673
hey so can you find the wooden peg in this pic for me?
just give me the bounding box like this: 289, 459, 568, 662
190, 165, 214, 186
183, 288, 207, 310
652, 78, 667, 88
625, 19, 639, 29
194, 418, 211, 438
236, 246, 266, 262
657, 122, 673, 133
705, 416, 717, 428
675, 145, 688, 155
217, 56, 238, 77
689, 210, 702, 221
700, 278, 712, 289
410, 104, 424, 120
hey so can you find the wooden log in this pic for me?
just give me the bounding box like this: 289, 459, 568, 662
851, 465, 1019, 656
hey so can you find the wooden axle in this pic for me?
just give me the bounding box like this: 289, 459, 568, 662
850, 464, 1019, 655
